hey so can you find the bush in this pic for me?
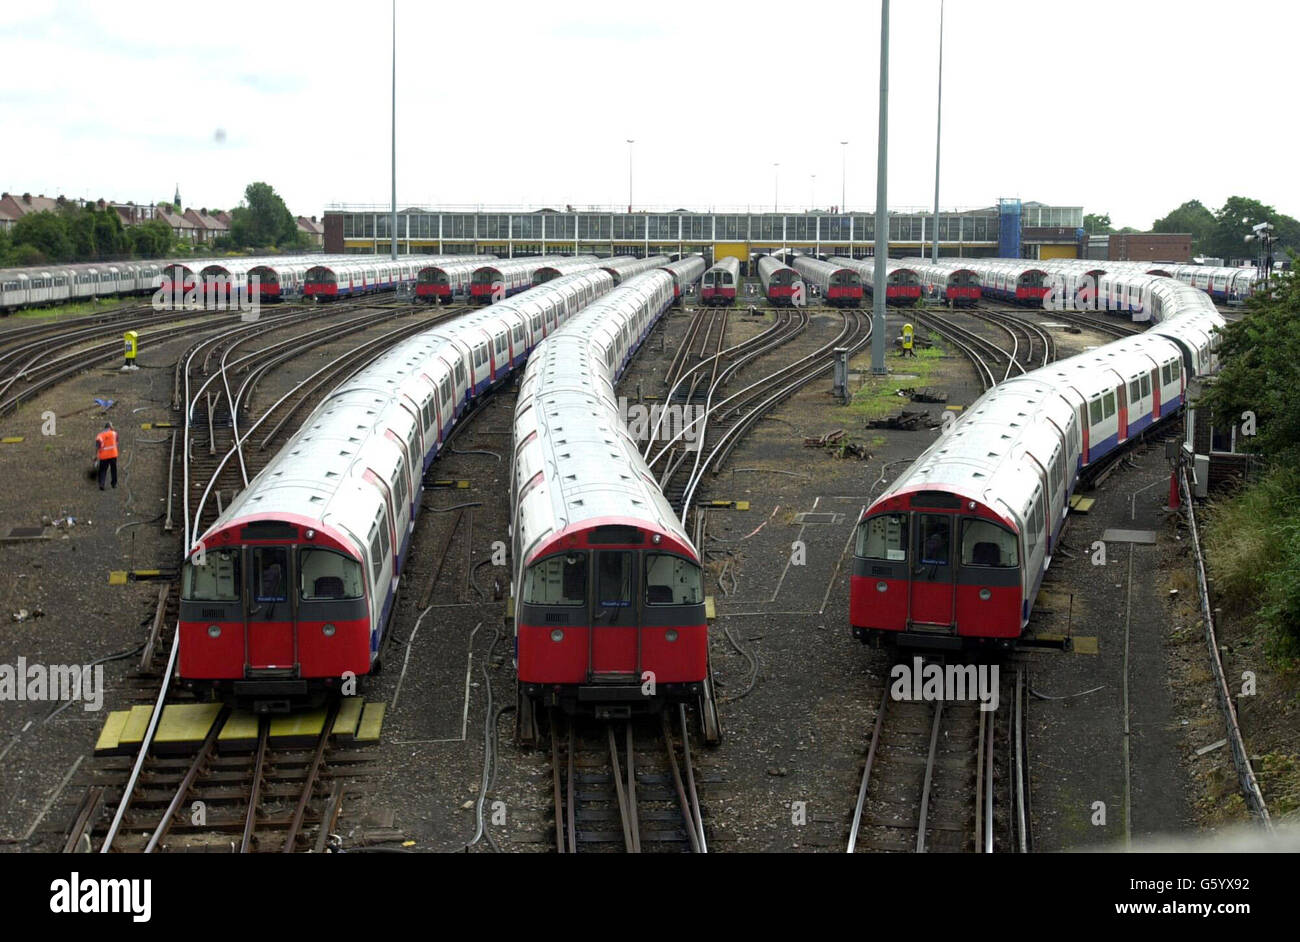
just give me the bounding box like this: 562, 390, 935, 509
1205, 466, 1300, 662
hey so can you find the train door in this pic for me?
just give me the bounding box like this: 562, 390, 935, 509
909, 513, 955, 627
1117, 382, 1129, 443
1078, 404, 1090, 465
245, 544, 296, 671
589, 550, 638, 680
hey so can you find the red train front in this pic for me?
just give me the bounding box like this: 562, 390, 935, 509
850, 488, 1024, 650
946, 269, 981, 306
179, 515, 373, 711
516, 520, 709, 718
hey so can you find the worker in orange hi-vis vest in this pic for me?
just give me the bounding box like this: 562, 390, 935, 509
95, 421, 120, 491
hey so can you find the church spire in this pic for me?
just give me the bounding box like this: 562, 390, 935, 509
173, 184, 181, 210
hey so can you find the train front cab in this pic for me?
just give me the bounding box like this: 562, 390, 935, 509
416, 266, 453, 301
851, 491, 1022, 650
516, 522, 708, 718
826, 268, 862, 307
179, 518, 373, 711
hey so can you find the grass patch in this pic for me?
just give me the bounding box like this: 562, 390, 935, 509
844, 338, 946, 421
1203, 464, 1300, 664
5, 296, 132, 322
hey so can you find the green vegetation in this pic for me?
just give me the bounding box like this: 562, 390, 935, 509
219, 182, 313, 252
1201, 269, 1300, 662
1151, 195, 1300, 260
845, 339, 945, 421
10, 296, 128, 320
1083, 213, 1114, 236
2, 201, 175, 267
3, 181, 312, 268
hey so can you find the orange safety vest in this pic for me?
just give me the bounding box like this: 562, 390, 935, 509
96, 429, 119, 460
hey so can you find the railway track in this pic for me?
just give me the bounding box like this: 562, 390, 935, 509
69, 294, 461, 851
548, 707, 707, 853
647, 306, 870, 517
966, 305, 1056, 370
976, 303, 1142, 339
0, 305, 253, 418
847, 660, 1031, 853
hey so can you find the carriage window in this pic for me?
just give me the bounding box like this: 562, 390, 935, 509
252, 547, 289, 602
368, 529, 383, 582
524, 553, 587, 606
1130, 380, 1140, 401
855, 513, 907, 561
645, 554, 703, 605
1103, 392, 1116, 418
1089, 398, 1103, 425
1140, 374, 1151, 398
961, 519, 1018, 567
454, 360, 466, 385
597, 552, 633, 607
182, 549, 240, 601
1172, 358, 1181, 378
918, 515, 951, 566
299, 549, 364, 600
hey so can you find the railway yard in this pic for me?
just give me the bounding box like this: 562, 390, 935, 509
0, 257, 1272, 858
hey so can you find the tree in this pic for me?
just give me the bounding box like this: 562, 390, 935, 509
1201, 271, 1300, 657
129, 219, 174, 258
0, 227, 10, 264
1152, 199, 1216, 253
229, 181, 297, 249
1083, 213, 1113, 235
1202, 269, 1300, 465
11, 211, 74, 262
1209, 196, 1280, 263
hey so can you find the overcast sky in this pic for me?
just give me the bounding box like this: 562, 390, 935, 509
4, 0, 1296, 226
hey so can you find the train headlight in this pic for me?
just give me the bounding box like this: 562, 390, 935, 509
305, 528, 315, 540
550, 629, 564, 642
207, 624, 221, 638
979, 589, 991, 601
876, 581, 888, 593
322, 623, 337, 637
665, 629, 679, 643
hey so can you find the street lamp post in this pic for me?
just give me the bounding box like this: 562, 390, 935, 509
390, 0, 397, 260
931, 0, 944, 263
811, 174, 816, 210
773, 163, 780, 213
871, 0, 890, 375
626, 139, 634, 213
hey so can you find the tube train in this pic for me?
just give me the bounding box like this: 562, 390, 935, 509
901, 258, 981, 306
471, 257, 596, 302
757, 254, 804, 305
602, 255, 670, 284
849, 259, 1225, 650
300, 255, 497, 300
831, 257, 922, 306
701, 256, 740, 305
178, 269, 617, 711
1, 260, 165, 311
510, 267, 720, 743
791, 256, 863, 307
657, 255, 708, 301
